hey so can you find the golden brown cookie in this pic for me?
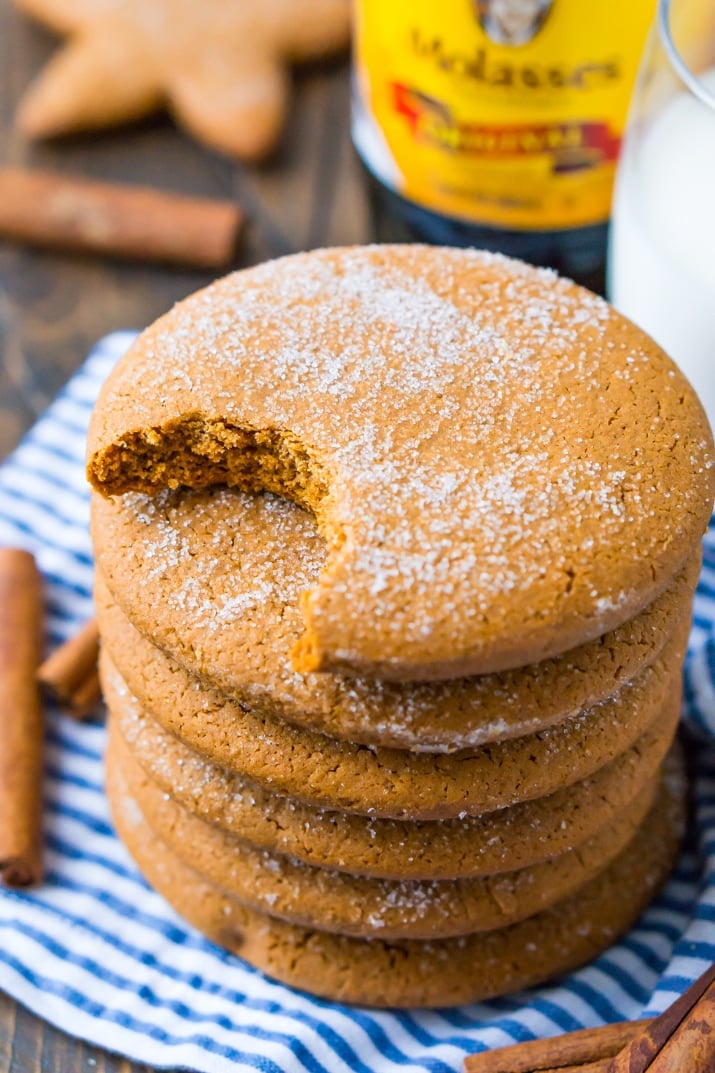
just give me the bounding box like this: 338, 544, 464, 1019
107, 749, 686, 1008
86, 247, 715, 681
108, 718, 659, 940
92, 489, 700, 751
99, 621, 686, 820
13, 0, 350, 160
109, 683, 679, 880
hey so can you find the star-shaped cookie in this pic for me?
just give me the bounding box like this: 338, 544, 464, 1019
13, 0, 351, 160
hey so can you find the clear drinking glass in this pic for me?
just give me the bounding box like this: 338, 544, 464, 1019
608, 0, 715, 433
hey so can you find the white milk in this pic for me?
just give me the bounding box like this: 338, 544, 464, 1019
609, 68, 715, 432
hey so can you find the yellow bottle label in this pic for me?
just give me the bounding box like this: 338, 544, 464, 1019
354, 0, 655, 230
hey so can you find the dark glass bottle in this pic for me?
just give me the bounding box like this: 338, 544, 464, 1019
362, 164, 609, 294
352, 0, 654, 296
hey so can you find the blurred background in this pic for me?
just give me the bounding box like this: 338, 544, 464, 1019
0, 0, 365, 460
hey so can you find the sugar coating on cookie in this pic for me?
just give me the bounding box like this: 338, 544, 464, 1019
92, 486, 699, 751
109, 720, 658, 941
87, 246, 715, 681
108, 690, 673, 880
99, 632, 685, 820
107, 750, 686, 1007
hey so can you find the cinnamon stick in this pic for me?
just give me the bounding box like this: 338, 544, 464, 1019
646, 980, 715, 1072
539, 1063, 611, 1073
0, 548, 44, 886
0, 167, 243, 268
464, 1019, 651, 1073
37, 618, 101, 719
603, 962, 715, 1072
464, 963, 715, 1073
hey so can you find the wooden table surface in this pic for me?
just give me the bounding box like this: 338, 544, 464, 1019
0, 0, 368, 1067
0, 0, 368, 462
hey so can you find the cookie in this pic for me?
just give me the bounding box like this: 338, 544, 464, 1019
107, 750, 686, 1007
99, 623, 686, 820
92, 489, 700, 751
109, 686, 678, 881
14, 0, 351, 161
108, 718, 660, 940
86, 247, 715, 681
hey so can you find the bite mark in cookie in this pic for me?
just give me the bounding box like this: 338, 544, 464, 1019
87, 246, 715, 681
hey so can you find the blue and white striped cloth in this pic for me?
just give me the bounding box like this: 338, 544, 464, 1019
0, 331, 714, 1073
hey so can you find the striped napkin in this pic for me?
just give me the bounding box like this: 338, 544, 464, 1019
0, 331, 714, 1073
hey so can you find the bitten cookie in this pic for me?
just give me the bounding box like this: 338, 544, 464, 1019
13, 0, 350, 161
108, 718, 660, 940
87, 247, 715, 681
92, 489, 700, 751
99, 623, 686, 820
110, 691, 679, 880
108, 751, 686, 1008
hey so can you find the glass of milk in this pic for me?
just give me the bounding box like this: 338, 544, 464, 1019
608, 0, 715, 433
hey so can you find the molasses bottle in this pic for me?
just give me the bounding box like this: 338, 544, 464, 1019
352, 0, 655, 294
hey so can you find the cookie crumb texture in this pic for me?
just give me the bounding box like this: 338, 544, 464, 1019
110, 718, 662, 941
99, 630, 686, 821
109, 689, 673, 882
87, 246, 715, 682
107, 749, 685, 1008
92, 486, 699, 752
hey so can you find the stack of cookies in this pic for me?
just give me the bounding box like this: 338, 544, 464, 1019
86, 247, 715, 1007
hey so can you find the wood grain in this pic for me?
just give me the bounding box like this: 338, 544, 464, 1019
0, 0, 368, 1064
0, 991, 153, 1073
0, 0, 367, 461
